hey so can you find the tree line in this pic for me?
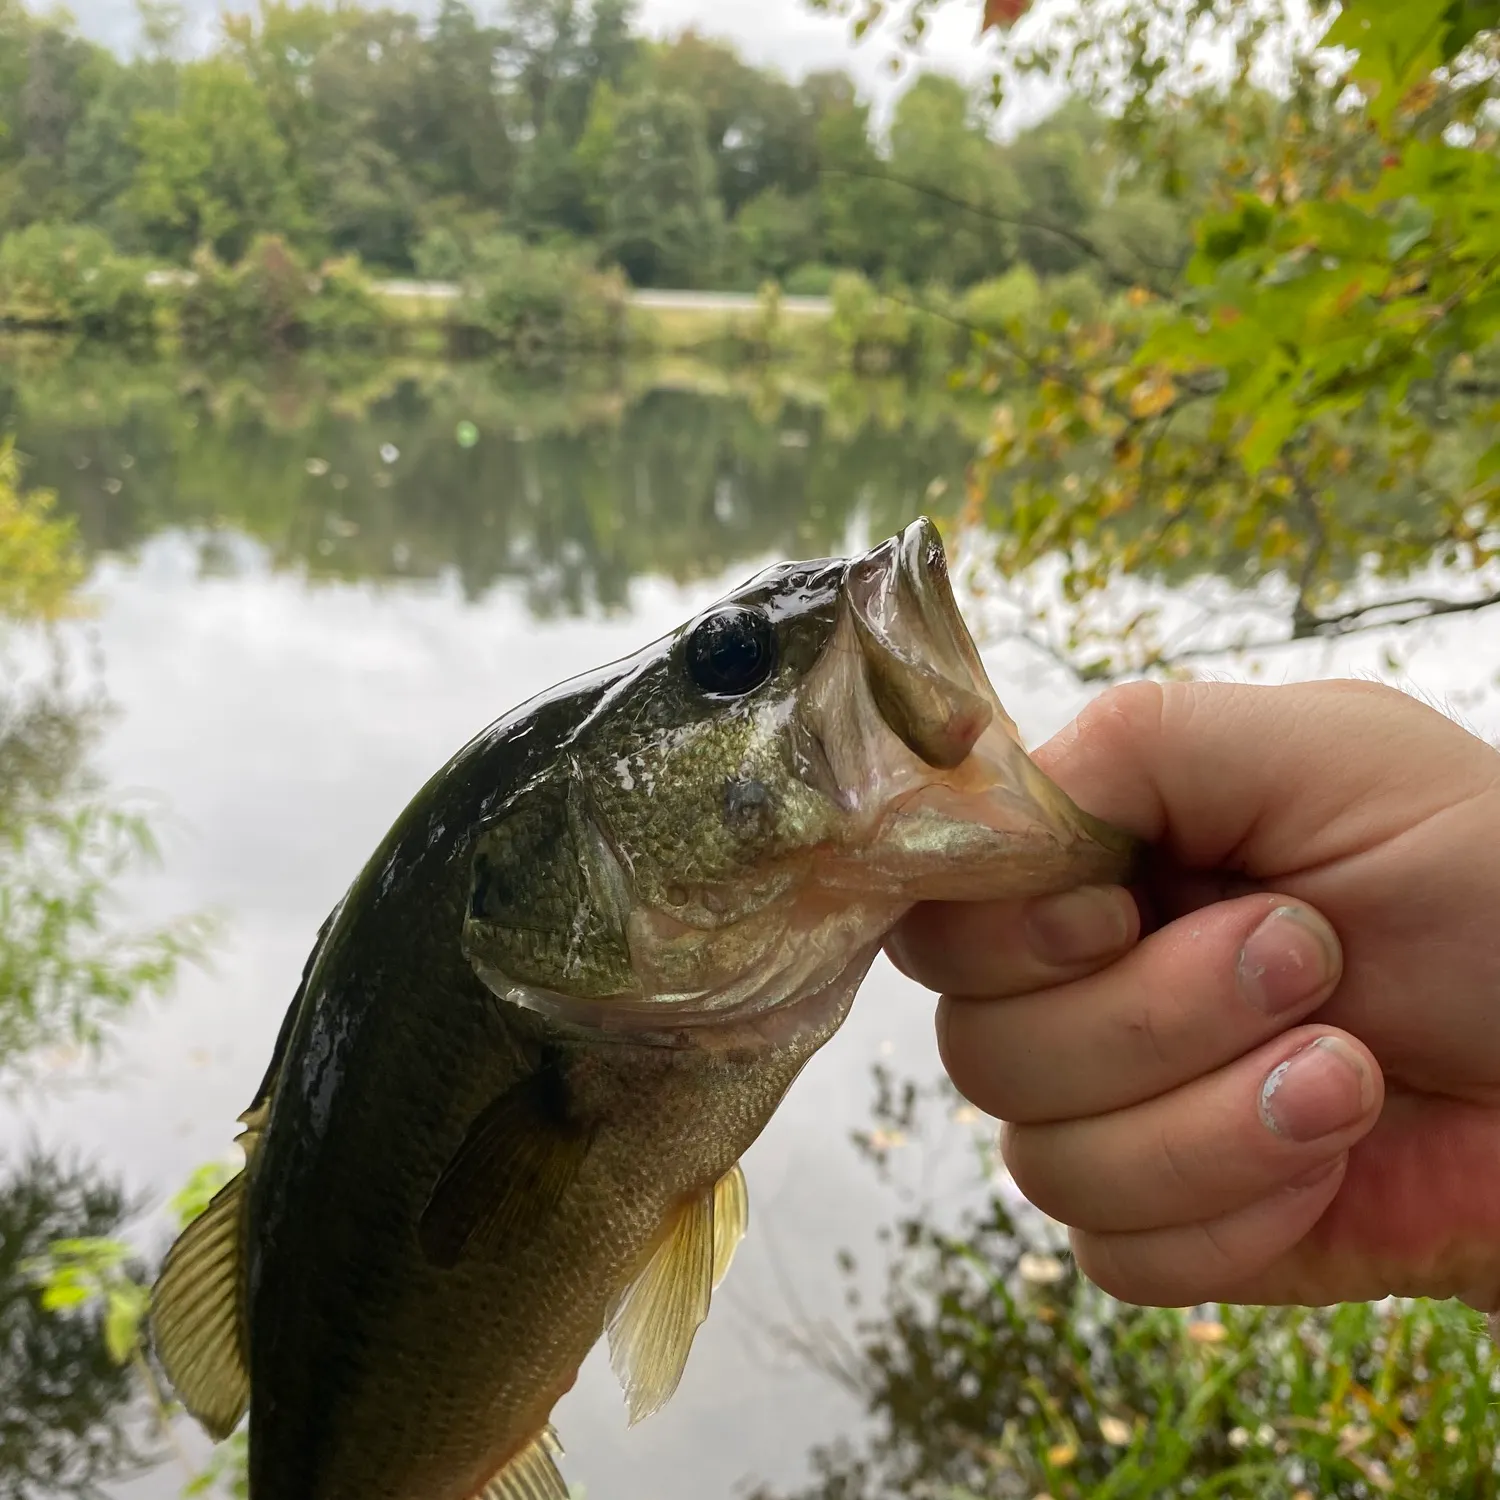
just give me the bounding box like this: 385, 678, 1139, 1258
0, 0, 1190, 291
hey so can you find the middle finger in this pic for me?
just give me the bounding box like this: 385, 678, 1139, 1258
939, 894, 1342, 1124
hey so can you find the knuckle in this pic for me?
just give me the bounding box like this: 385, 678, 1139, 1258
1074, 679, 1166, 759
1153, 1124, 1198, 1208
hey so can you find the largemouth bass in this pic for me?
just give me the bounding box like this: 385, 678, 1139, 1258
150, 518, 1134, 1500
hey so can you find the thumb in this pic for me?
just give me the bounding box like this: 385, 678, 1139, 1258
1034, 678, 1493, 877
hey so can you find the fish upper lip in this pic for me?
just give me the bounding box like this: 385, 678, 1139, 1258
844, 518, 986, 692
841, 518, 998, 771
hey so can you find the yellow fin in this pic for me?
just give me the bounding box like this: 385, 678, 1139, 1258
149, 1172, 250, 1440
608, 1161, 748, 1426
477, 1426, 568, 1500
711, 1162, 749, 1290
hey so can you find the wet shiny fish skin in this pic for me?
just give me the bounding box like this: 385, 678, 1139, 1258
150, 519, 1136, 1500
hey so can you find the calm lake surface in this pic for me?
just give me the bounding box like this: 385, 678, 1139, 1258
0, 349, 1067, 1500
4, 348, 1499, 1500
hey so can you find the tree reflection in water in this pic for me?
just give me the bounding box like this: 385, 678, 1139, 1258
0, 447, 214, 1498
0, 1151, 155, 1500
0, 351, 983, 617
0, 667, 213, 1080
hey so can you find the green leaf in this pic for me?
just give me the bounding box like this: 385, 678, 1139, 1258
171, 1159, 238, 1228
40, 1280, 91, 1312
1195, 197, 1275, 268
1388, 197, 1435, 261
1440, 0, 1500, 58
1324, 0, 1445, 123
103, 1284, 147, 1364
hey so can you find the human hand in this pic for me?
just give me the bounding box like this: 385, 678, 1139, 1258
888, 678, 1500, 1313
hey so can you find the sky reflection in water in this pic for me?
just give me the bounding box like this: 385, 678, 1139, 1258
4, 362, 1500, 1500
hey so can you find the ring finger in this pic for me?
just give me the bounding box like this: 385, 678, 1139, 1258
1001, 1025, 1383, 1234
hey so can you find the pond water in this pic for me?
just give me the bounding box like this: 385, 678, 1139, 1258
0, 350, 1096, 1500
4, 349, 1500, 1500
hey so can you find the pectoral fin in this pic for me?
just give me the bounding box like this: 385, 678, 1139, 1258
607, 1162, 750, 1426
476, 1426, 568, 1500
419, 1065, 592, 1269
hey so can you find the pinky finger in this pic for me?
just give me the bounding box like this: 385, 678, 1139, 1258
1068, 1155, 1348, 1307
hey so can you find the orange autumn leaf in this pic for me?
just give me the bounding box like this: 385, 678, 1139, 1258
982, 0, 1033, 30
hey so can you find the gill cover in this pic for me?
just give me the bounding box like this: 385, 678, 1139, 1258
465, 769, 634, 1001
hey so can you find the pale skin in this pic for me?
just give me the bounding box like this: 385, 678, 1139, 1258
887, 677, 1500, 1318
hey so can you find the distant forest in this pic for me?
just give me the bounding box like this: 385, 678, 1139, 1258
0, 0, 1196, 290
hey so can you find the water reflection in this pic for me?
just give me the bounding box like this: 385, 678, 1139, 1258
0, 1151, 152, 1500
0, 348, 989, 1499
0, 664, 211, 1084
0, 349, 982, 615
9, 348, 1495, 1500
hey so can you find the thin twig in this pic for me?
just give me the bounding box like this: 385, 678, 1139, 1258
817, 165, 1176, 292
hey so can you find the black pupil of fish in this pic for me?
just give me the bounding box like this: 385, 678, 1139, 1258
685, 608, 775, 696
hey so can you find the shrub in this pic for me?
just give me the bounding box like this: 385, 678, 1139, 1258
761, 1068, 1500, 1500
458, 235, 627, 355
0, 225, 160, 346
828, 271, 954, 376
0, 439, 84, 622
784, 262, 838, 297
962, 263, 1046, 332
303, 256, 386, 346
176, 237, 386, 356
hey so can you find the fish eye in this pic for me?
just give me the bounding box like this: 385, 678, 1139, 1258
684, 606, 777, 697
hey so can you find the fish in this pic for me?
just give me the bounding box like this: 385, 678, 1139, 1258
149, 518, 1135, 1500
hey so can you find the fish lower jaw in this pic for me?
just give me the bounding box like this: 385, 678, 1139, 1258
478, 945, 877, 1058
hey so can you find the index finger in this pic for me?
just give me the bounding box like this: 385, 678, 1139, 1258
887, 883, 1138, 999
1034, 678, 1492, 877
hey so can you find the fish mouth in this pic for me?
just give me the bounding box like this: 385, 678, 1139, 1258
803, 517, 1136, 901
843, 517, 1005, 771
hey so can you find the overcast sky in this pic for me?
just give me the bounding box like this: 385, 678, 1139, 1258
65, 0, 1016, 116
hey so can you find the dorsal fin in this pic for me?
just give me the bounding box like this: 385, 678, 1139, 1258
476, 1426, 568, 1500
150, 903, 341, 1439
607, 1161, 750, 1426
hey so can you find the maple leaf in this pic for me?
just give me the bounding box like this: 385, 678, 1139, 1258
982, 0, 1033, 30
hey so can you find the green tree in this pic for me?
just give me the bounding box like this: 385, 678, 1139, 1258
820, 0, 1500, 676
812, 78, 895, 277
650, 30, 816, 217
604, 88, 724, 286
1004, 98, 1104, 275
884, 72, 1020, 286
734, 186, 819, 282
0, 2, 114, 233
125, 56, 299, 262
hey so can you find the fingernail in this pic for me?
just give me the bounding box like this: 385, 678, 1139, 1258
1237, 905, 1340, 1014
1260, 1037, 1375, 1142
1025, 885, 1131, 966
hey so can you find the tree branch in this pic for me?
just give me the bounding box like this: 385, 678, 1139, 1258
817, 165, 1176, 293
